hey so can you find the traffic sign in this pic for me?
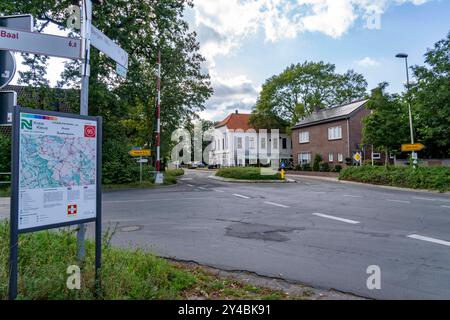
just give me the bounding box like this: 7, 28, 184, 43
401, 143, 425, 152
0, 14, 33, 32
116, 63, 128, 78
137, 159, 148, 164
129, 149, 152, 157
0, 91, 16, 126
91, 25, 129, 69
0, 50, 16, 89
0, 27, 82, 60
353, 152, 362, 162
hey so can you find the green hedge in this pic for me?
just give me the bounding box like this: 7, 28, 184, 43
216, 167, 282, 180
339, 166, 450, 192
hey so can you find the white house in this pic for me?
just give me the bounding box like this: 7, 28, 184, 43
209, 111, 292, 167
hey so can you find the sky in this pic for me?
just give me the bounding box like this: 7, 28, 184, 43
11, 0, 450, 122
184, 0, 450, 121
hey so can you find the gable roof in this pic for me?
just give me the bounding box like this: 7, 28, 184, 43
215, 113, 254, 131
293, 99, 369, 129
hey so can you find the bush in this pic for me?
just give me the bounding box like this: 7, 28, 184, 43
313, 154, 322, 172
216, 167, 282, 180
302, 164, 312, 171
333, 165, 343, 173
295, 164, 302, 171
102, 139, 142, 185
339, 166, 450, 192
319, 162, 330, 172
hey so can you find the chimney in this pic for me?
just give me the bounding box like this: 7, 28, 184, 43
235, 110, 239, 114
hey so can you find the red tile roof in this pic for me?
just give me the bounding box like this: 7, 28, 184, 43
215, 113, 254, 130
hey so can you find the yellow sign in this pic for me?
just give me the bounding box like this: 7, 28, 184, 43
129, 149, 152, 157
353, 152, 362, 162
401, 143, 425, 152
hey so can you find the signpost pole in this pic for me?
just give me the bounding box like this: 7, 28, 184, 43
8, 107, 19, 300
95, 116, 102, 295
155, 50, 162, 183
77, 0, 92, 263
140, 156, 143, 184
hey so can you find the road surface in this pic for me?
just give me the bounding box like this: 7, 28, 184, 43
1, 169, 450, 299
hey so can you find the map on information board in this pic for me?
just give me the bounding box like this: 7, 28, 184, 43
17, 111, 98, 231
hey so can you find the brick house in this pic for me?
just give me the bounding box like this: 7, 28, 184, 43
292, 99, 370, 167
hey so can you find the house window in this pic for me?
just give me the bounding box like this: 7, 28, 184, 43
273, 138, 278, 149
328, 126, 342, 140
282, 138, 287, 149
222, 138, 225, 150
338, 153, 344, 163
237, 137, 243, 149
299, 131, 309, 144
261, 137, 266, 149
328, 153, 334, 163
249, 137, 255, 149
298, 153, 311, 164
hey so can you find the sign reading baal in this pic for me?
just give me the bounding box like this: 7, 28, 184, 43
12, 107, 102, 232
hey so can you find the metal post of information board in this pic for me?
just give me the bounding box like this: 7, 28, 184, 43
77, 0, 92, 263
8, 106, 20, 300
95, 116, 102, 295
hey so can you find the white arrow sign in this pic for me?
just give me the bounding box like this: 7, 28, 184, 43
91, 25, 128, 69
0, 27, 82, 60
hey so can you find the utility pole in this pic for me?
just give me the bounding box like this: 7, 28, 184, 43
155, 49, 163, 183
77, 0, 92, 262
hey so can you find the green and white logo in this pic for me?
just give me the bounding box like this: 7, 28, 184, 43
21, 119, 32, 130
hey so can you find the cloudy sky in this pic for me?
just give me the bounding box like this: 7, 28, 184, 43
11, 0, 450, 122
183, 0, 450, 121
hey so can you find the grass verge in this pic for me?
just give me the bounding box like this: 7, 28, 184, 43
216, 167, 282, 181
339, 166, 450, 192
0, 220, 308, 300
103, 169, 185, 191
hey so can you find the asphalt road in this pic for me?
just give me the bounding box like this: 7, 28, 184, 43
1, 170, 450, 299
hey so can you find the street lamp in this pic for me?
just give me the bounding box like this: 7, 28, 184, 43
396, 53, 417, 168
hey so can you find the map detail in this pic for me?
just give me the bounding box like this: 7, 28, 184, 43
20, 134, 96, 189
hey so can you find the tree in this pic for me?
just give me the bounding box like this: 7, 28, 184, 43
410, 32, 450, 158
363, 83, 410, 165
250, 61, 367, 128
0, 0, 213, 176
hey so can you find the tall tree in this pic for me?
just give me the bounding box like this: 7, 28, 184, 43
410, 32, 450, 158
363, 83, 410, 165
250, 61, 367, 128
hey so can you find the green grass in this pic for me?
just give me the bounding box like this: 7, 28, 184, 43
339, 166, 450, 192
216, 167, 282, 181
103, 169, 185, 191
0, 220, 308, 300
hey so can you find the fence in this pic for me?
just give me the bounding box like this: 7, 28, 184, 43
0, 172, 11, 185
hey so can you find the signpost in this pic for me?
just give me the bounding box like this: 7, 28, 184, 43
0, 50, 16, 89
91, 25, 129, 71
0, 14, 33, 32
129, 149, 152, 157
9, 107, 102, 300
0, 91, 16, 126
401, 143, 425, 152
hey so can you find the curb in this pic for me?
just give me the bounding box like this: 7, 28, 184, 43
209, 175, 295, 184
286, 174, 339, 183
338, 179, 450, 195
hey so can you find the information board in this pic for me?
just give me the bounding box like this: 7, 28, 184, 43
11, 107, 101, 232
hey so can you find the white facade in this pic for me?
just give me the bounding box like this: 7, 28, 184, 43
209, 126, 292, 167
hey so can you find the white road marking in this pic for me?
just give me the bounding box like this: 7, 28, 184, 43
412, 196, 450, 203
233, 194, 250, 199
104, 197, 207, 204
214, 189, 225, 193
181, 178, 193, 181
386, 199, 411, 204
408, 234, 450, 247
442, 206, 450, 209
343, 195, 363, 198
198, 187, 208, 190
312, 213, 360, 225
187, 184, 194, 187
264, 201, 290, 208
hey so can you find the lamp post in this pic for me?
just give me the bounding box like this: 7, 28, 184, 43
396, 53, 417, 168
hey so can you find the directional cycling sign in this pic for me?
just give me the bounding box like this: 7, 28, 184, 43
0, 50, 15, 89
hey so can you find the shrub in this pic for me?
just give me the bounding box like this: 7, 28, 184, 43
102, 139, 142, 185
313, 154, 322, 172
319, 162, 330, 172
302, 164, 312, 171
295, 165, 302, 171
333, 165, 343, 173
339, 166, 450, 192
216, 167, 282, 180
